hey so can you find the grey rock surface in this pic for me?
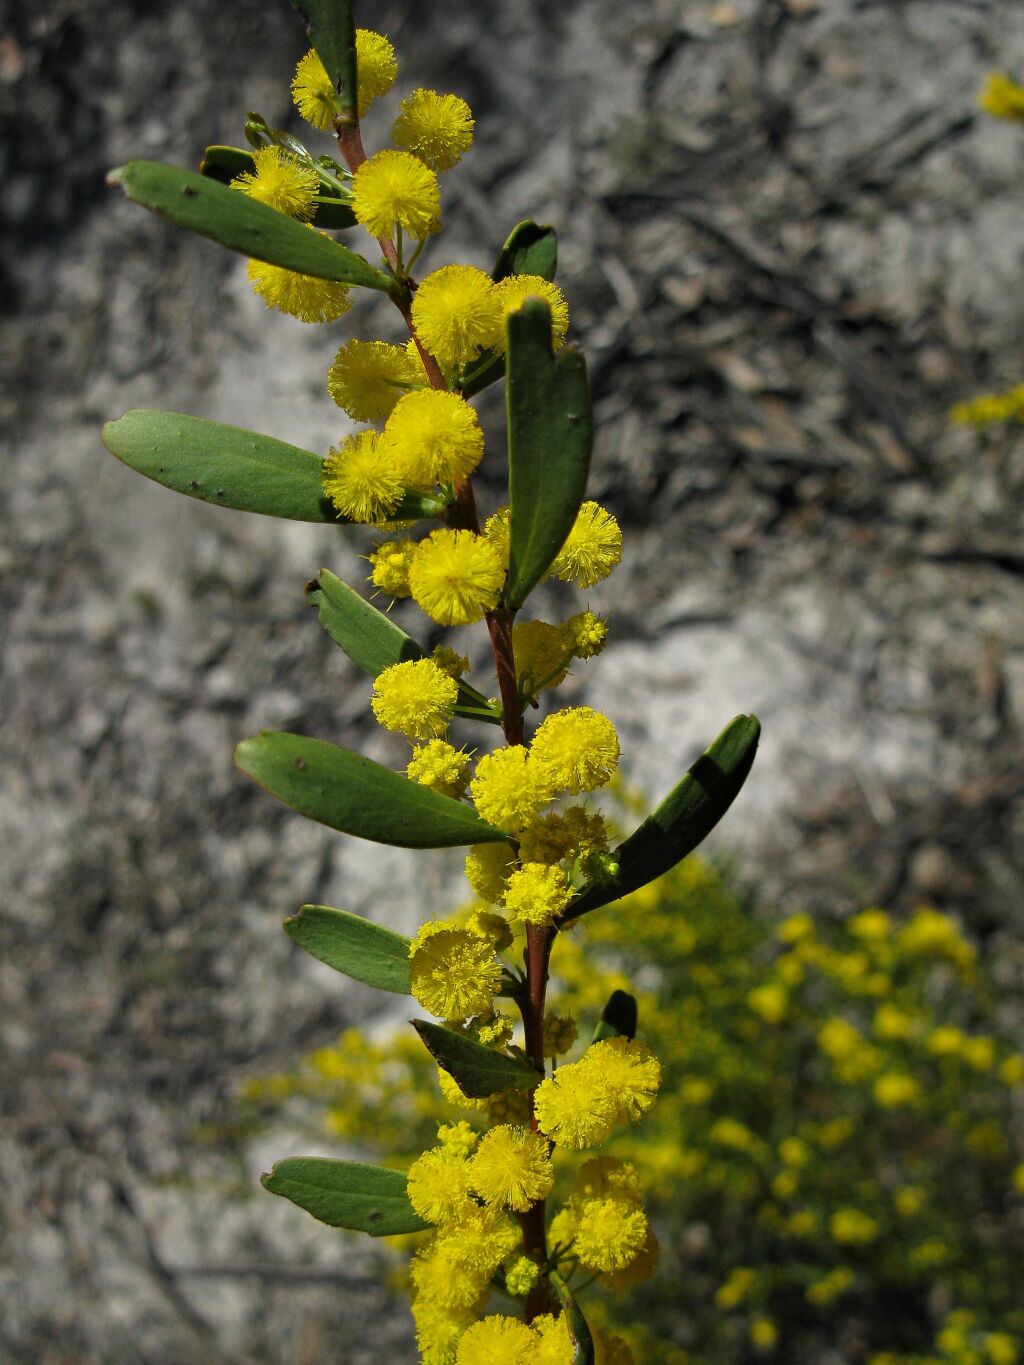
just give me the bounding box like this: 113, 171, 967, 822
3, 0, 1024, 1360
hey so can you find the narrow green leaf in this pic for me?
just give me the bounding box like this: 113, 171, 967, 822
261, 1157, 427, 1235
562, 715, 761, 923
592, 989, 638, 1043
550, 1270, 596, 1364
289, 0, 357, 122
307, 570, 424, 674
412, 1020, 540, 1098
108, 160, 388, 289
199, 145, 357, 229
102, 411, 443, 523
285, 905, 411, 994
460, 222, 560, 400
504, 299, 593, 608
306, 570, 501, 724
493, 220, 558, 283
235, 731, 509, 849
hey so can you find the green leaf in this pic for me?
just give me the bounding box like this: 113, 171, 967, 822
261, 1157, 427, 1235
412, 1020, 540, 1098
460, 221, 559, 400
102, 410, 444, 523
308, 570, 424, 674
493, 220, 558, 283
235, 731, 509, 848
108, 160, 388, 289
285, 905, 411, 994
562, 715, 761, 922
592, 989, 638, 1043
306, 570, 501, 724
550, 1270, 596, 1364
289, 0, 357, 122
504, 299, 593, 608
199, 145, 357, 229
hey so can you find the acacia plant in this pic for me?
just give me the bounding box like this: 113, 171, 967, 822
102, 3, 760, 1361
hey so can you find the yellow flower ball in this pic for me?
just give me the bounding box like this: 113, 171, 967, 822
327, 339, 421, 422
409, 528, 504, 626
382, 389, 485, 486
368, 537, 417, 597
411, 264, 503, 369
574, 1196, 648, 1272
406, 1145, 476, 1226
565, 610, 608, 659
468, 1124, 554, 1211
231, 147, 318, 219
456, 1316, 535, 1365
495, 275, 570, 351
351, 149, 440, 240
354, 29, 398, 116
412, 1241, 478, 1311
407, 739, 471, 797
533, 1313, 574, 1365
392, 88, 475, 170
470, 746, 555, 832
291, 49, 339, 131
370, 658, 458, 740
534, 1060, 617, 1149
412, 1297, 475, 1365
581, 1037, 661, 1124
502, 862, 572, 927
549, 501, 623, 588
530, 705, 620, 795
321, 431, 403, 524
409, 922, 502, 1021
247, 255, 352, 324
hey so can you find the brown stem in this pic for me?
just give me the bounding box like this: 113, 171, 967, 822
486, 608, 521, 741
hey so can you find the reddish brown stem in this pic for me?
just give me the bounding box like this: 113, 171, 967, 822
486, 608, 521, 742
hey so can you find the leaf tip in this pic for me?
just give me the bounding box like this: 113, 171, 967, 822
106, 165, 127, 188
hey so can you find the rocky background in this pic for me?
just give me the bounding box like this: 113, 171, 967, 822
3, 0, 1024, 1360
